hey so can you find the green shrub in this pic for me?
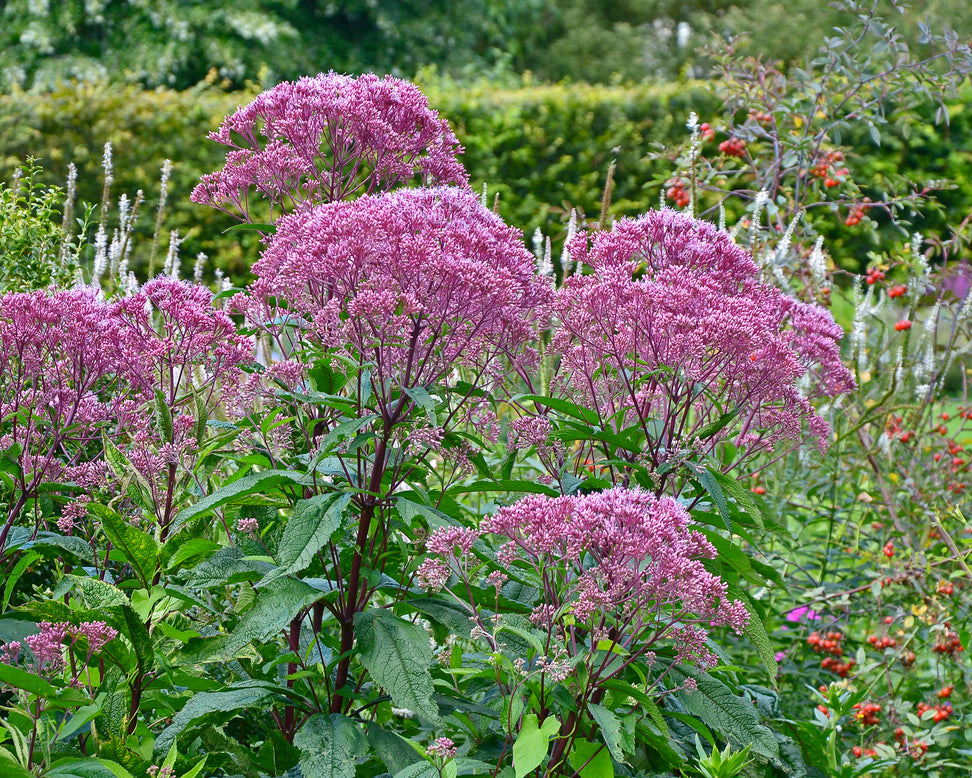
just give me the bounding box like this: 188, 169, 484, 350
0, 77, 968, 284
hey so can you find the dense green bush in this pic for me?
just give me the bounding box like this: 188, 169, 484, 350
0, 76, 968, 283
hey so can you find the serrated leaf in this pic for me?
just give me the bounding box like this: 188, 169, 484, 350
155, 681, 285, 754
366, 724, 424, 775
697, 467, 731, 533
188, 545, 273, 588
46, 758, 130, 778
170, 469, 305, 535
513, 713, 561, 778
354, 610, 439, 723
728, 586, 777, 684
407, 597, 475, 638
588, 703, 626, 763
671, 668, 779, 761
5, 527, 95, 564
294, 713, 367, 778
66, 575, 128, 609
259, 492, 349, 586
225, 577, 323, 654
0, 661, 89, 707
88, 504, 158, 588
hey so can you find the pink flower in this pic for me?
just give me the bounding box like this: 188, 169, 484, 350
548, 209, 854, 485
192, 72, 469, 222
238, 187, 550, 419
784, 606, 820, 622
481, 487, 749, 667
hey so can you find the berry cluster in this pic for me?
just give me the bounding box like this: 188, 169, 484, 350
748, 109, 773, 125
808, 630, 856, 676
852, 746, 879, 759
665, 178, 691, 208
852, 701, 882, 726
845, 198, 871, 226
809, 150, 849, 188
888, 284, 907, 298
865, 267, 886, 285
916, 700, 953, 722
867, 633, 898, 650
699, 122, 715, 142
932, 628, 964, 657
719, 137, 746, 158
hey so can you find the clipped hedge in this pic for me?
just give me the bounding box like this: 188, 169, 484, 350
0, 78, 968, 282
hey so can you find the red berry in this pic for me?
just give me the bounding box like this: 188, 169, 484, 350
894, 320, 912, 331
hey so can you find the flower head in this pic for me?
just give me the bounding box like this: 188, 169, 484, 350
238, 187, 549, 414
551, 209, 853, 480
192, 72, 469, 221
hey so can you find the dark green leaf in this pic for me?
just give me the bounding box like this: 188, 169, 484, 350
259, 492, 350, 586
294, 713, 368, 778
170, 469, 305, 535
155, 681, 286, 754
354, 610, 439, 723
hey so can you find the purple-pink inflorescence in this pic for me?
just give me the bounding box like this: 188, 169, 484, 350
554, 209, 854, 476
191, 72, 469, 221
236, 186, 550, 412
428, 486, 749, 669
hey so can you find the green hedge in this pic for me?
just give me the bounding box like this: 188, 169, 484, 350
0, 78, 968, 283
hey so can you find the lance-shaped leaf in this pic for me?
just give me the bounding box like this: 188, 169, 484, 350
354, 610, 439, 723
155, 681, 287, 755
294, 713, 367, 778
169, 469, 305, 535
259, 492, 350, 586
88, 504, 158, 588
224, 578, 323, 655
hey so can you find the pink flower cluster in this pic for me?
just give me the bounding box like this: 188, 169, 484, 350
19, 620, 117, 675
191, 72, 469, 221
553, 209, 854, 477
237, 187, 549, 416
0, 280, 252, 546
428, 486, 748, 668
418, 488, 749, 666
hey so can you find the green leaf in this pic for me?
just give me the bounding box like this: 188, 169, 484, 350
259, 492, 350, 586
727, 586, 778, 684
598, 679, 667, 735
517, 394, 599, 425
404, 386, 437, 424
66, 575, 128, 609
354, 610, 439, 723
513, 713, 560, 778
407, 597, 475, 639
155, 681, 285, 755
671, 668, 780, 761
448, 479, 559, 497
308, 358, 348, 395
366, 724, 424, 775
708, 470, 765, 529
223, 222, 277, 233
187, 545, 273, 588
3, 551, 38, 610
225, 578, 324, 654
89, 504, 159, 588
588, 703, 626, 763
109, 603, 154, 677
46, 758, 132, 778
697, 467, 732, 533
0, 662, 89, 707
294, 713, 368, 778
5, 528, 95, 564
153, 389, 174, 444
566, 738, 613, 778
169, 469, 304, 535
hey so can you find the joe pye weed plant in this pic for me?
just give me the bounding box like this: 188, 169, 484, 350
3, 6, 970, 773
